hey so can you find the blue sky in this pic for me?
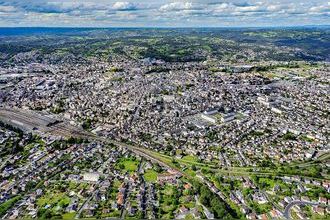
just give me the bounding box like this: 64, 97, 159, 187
0, 0, 329, 27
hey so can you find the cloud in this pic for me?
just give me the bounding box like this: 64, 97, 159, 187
0, 1, 140, 14
0, 0, 87, 13
309, 2, 330, 14
0, 5, 16, 12
235, 5, 265, 13
159, 2, 195, 12
266, 5, 286, 12
112, 2, 138, 11
0, 0, 329, 27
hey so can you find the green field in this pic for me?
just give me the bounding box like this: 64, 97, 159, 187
37, 192, 70, 209
62, 212, 76, 220
182, 155, 199, 163
116, 158, 139, 173
122, 160, 138, 171
144, 169, 158, 182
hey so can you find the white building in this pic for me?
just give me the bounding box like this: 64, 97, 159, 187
201, 114, 217, 124
83, 172, 100, 182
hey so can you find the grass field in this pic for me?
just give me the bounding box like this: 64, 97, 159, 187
182, 155, 199, 163
184, 169, 196, 177
62, 212, 76, 220
101, 210, 121, 218
116, 158, 139, 173
37, 192, 70, 209
144, 169, 158, 182
122, 160, 138, 171
112, 179, 122, 188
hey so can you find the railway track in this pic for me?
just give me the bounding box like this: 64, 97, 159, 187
0, 107, 182, 175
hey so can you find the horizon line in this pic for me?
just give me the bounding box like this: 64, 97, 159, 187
0, 24, 329, 29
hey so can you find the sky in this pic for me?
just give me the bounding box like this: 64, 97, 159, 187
0, 0, 329, 27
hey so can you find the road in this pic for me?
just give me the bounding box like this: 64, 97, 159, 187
75, 189, 99, 219
260, 190, 284, 215
283, 200, 319, 219
289, 152, 330, 168
0, 156, 13, 171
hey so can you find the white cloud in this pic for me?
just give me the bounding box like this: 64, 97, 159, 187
112, 2, 137, 11
0, 5, 16, 12
266, 5, 285, 12
0, 0, 329, 27
215, 3, 229, 10
235, 5, 263, 12
309, 3, 330, 13
159, 2, 194, 12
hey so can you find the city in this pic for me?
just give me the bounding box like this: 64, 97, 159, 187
0, 1, 329, 219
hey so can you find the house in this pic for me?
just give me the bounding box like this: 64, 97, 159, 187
312, 206, 324, 215
319, 197, 327, 205
253, 192, 267, 204
246, 212, 257, 220
83, 172, 100, 182
204, 108, 219, 115
157, 173, 178, 185
278, 200, 287, 208
179, 206, 189, 213
301, 196, 310, 202
102, 208, 110, 214
297, 184, 305, 193
117, 192, 124, 206
183, 183, 191, 190
201, 114, 217, 124
257, 213, 268, 220
284, 196, 292, 203
296, 212, 306, 219
36, 189, 43, 196
273, 184, 280, 192
270, 209, 281, 218
241, 206, 250, 214
305, 149, 316, 159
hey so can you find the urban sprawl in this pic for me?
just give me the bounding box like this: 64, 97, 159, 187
0, 29, 329, 220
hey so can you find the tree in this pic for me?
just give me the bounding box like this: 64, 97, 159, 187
42, 210, 52, 219
82, 118, 92, 130
0, 196, 21, 217
210, 197, 226, 218
154, 164, 162, 172
200, 194, 209, 206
